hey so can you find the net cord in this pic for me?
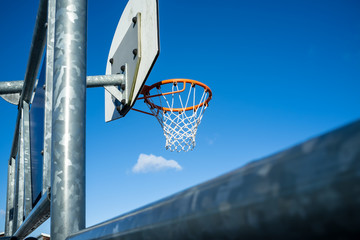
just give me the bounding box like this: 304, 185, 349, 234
145, 82, 208, 152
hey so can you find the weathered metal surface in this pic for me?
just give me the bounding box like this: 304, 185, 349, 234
5, 1, 48, 233
68, 120, 360, 240
9, 113, 21, 159
13, 191, 51, 239
86, 74, 124, 88
42, 0, 56, 196
20, 0, 48, 105
12, 154, 19, 234
0, 81, 24, 94
16, 108, 26, 230
1, 75, 124, 95
5, 157, 16, 236
22, 102, 32, 218
0, 93, 21, 105
50, 0, 87, 239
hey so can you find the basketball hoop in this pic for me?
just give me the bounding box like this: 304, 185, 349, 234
135, 79, 212, 152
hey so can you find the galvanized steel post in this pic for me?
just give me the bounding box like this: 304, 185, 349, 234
5, 157, 16, 236
43, 0, 56, 196
23, 102, 32, 218
50, 0, 87, 239
15, 107, 26, 230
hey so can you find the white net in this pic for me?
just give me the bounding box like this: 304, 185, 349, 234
144, 81, 210, 152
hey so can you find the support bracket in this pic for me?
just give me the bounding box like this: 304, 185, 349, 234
105, 12, 141, 119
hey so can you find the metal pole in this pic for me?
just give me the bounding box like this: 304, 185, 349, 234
0, 81, 24, 94
5, 157, 16, 236
16, 106, 26, 229
43, 0, 56, 196
23, 102, 32, 218
51, 0, 87, 239
85, 74, 124, 88
20, 0, 48, 105
12, 139, 20, 234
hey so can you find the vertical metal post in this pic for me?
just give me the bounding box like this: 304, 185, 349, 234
12, 142, 20, 233
5, 157, 16, 236
23, 102, 32, 217
43, 0, 56, 195
16, 107, 26, 229
50, 0, 87, 239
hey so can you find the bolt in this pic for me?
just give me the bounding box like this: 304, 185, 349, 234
42, 84, 46, 90
109, 58, 114, 64
133, 49, 138, 57
116, 106, 122, 112
121, 65, 125, 72
121, 83, 126, 91
121, 99, 126, 105
132, 17, 137, 24
41, 150, 44, 156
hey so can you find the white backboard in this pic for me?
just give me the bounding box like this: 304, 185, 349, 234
105, 0, 159, 122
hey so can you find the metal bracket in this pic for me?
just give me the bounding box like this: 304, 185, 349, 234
104, 13, 141, 117
0, 93, 20, 105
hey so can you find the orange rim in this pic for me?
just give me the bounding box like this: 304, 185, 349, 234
139, 79, 212, 112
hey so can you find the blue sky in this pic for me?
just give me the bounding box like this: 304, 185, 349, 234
0, 0, 359, 236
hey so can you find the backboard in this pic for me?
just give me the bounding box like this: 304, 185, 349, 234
105, 0, 159, 122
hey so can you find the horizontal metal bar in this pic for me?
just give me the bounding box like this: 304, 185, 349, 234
0, 75, 125, 94
0, 81, 24, 94
67, 120, 360, 240
13, 190, 50, 239
86, 74, 124, 88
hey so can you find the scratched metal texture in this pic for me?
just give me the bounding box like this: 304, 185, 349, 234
5, 157, 16, 236
0, 81, 24, 94
15, 108, 26, 230
68, 120, 360, 240
5, 0, 48, 233
13, 191, 50, 239
42, 0, 56, 197
50, 0, 87, 239
86, 75, 124, 88
22, 102, 32, 218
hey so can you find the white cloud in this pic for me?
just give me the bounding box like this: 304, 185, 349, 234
0, 209, 5, 216
132, 154, 182, 173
